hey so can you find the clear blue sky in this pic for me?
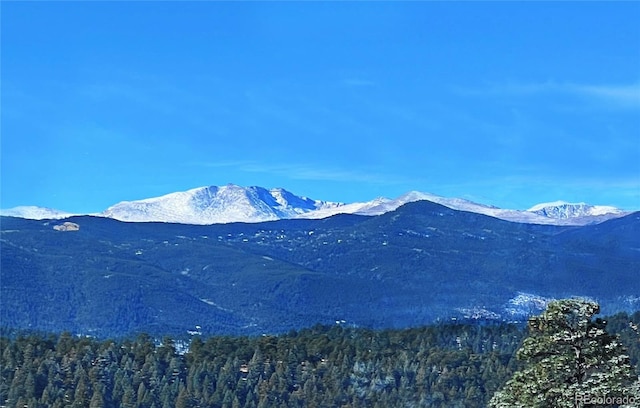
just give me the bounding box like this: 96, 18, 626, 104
2, 2, 639, 213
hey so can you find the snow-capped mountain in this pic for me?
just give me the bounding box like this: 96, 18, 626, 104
527, 201, 624, 219
295, 191, 626, 225
0, 206, 75, 220
100, 184, 343, 224
371, 192, 557, 224
294, 197, 393, 219
295, 191, 504, 219
2, 185, 629, 226
390, 191, 627, 225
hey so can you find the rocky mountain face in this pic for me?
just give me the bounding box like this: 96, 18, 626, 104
527, 201, 624, 219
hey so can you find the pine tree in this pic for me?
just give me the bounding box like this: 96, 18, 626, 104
89, 387, 105, 408
176, 385, 193, 408
489, 299, 637, 408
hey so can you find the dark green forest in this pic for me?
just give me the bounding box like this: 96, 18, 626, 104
2, 312, 639, 408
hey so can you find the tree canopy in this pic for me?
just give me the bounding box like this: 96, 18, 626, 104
489, 299, 639, 408
1, 306, 638, 407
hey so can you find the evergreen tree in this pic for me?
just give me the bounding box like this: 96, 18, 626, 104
2, 316, 637, 407
489, 299, 637, 408
89, 387, 105, 408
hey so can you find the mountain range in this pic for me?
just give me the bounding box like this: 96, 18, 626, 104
0, 184, 628, 226
1, 199, 638, 338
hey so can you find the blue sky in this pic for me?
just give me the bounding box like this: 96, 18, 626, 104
2, 2, 639, 213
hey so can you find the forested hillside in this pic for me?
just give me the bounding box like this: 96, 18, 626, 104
2, 205, 639, 337
2, 312, 639, 408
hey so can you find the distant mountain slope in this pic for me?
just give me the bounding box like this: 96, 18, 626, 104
298, 191, 627, 225
0, 206, 76, 220
100, 184, 343, 224
2, 203, 638, 337
2, 184, 629, 226
356, 191, 562, 224
527, 201, 624, 219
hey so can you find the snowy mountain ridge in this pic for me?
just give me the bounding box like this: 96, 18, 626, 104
298, 191, 626, 226
1, 184, 630, 226
0, 206, 77, 220
101, 184, 343, 224
526, 201, 623, 219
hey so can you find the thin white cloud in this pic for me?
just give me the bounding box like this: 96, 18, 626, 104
565, 83, 640, 108
191, 160, 412, 185
459, 81, 640, 109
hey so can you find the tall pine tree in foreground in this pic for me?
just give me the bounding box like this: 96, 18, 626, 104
489, 299, 639, 408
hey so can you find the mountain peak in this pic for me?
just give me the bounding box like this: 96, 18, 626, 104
100, 185, 343, 224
